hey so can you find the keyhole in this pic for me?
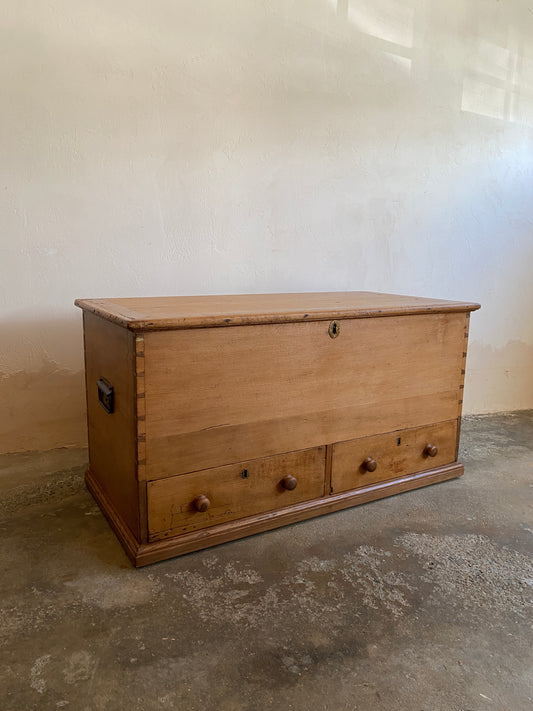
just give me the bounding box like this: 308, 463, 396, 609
241, 469, 249, 479
328, 320, 340, 339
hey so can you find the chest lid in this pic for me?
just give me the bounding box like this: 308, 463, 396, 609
75, 291, 480, 332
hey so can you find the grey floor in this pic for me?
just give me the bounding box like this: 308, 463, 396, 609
1, 412, 532, 711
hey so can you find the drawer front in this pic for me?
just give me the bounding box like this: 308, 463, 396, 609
147, 447, 326, 540
331, 420, 458, 494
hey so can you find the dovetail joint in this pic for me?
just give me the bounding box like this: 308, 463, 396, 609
135, 334, 147, 479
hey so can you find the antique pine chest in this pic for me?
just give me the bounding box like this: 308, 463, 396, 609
75, 292, 480, 566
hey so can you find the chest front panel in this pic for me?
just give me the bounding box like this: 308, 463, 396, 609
143, 312, 466, 479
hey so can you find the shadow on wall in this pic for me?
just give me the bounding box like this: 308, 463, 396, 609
0, 319, 87, 454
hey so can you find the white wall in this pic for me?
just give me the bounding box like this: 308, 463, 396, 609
1, 0, 533, 453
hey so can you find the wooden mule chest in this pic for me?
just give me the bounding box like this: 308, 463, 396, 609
75, 292, 480, 566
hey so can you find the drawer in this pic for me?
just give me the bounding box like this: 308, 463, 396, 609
147, 446, 326, 540
331, 420, 458, 494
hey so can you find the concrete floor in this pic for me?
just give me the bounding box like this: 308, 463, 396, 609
1, 412, 532, 711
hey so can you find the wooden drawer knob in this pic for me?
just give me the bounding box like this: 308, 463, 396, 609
193, 494, 211, 512
362, 457, 377, 472
281, 474, 298, 490
425, 444, 438, 457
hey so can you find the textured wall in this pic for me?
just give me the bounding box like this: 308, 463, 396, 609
1, 0, 533, 453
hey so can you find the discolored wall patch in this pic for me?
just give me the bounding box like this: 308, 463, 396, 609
0, 364, 86, 455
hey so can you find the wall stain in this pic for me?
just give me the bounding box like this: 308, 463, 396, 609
0, 363, 86, 454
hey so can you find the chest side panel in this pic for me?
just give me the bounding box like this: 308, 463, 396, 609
83, 312, 139, 537
143, 312, 466, 479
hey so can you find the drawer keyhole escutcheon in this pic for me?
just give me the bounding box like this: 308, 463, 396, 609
281, 474, 298, 490
328, 320, 340, 339
362, 457, 378, 473
425, 444, 438, 457
193, 495, 210, 512
241, 469, 249, 479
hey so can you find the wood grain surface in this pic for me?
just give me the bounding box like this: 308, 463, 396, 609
75, 292, 480, 331
147, 447, 326, 540
83, 312, 139, 538
143, 312, 466, 478
331, 420, 458, 493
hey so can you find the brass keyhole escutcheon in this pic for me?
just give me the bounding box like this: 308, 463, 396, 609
328, 320, 340, 339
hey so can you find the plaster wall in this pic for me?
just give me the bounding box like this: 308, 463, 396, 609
1, 0, 532, 453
